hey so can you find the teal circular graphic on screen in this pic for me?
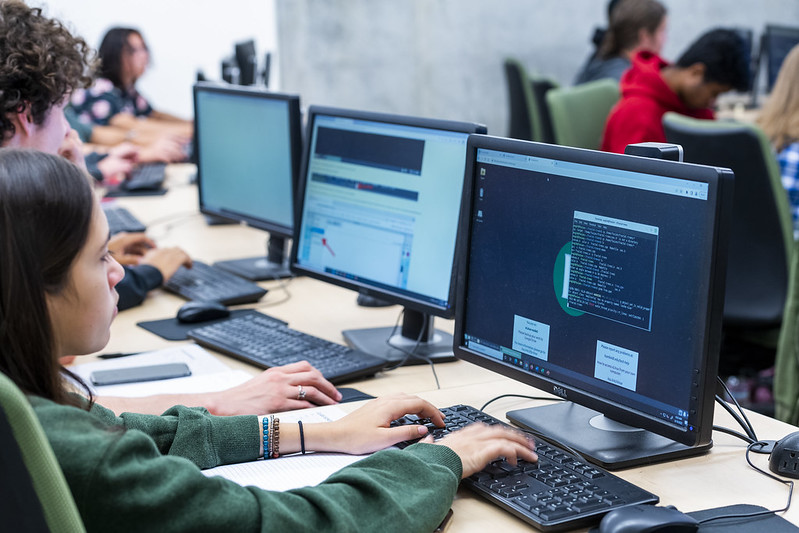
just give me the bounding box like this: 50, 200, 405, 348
553, 241, 584, 317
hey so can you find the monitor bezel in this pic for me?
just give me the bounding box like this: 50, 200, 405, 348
193, 82, 302, 240
290, 105, 487, 319
763, 24, 799, 93
453, 134, 733, 448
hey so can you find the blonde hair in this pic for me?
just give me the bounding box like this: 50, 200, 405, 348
758, 43, 799, 151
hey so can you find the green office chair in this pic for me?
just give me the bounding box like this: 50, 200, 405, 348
775, 241, 799, 423
0, 372, 85, 532
545, 78, 619, 150
662, 113, 793, 380
530, 74, 559, 144
503, 58, 558, 143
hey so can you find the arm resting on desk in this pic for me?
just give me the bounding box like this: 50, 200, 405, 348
97, 360, 343, 416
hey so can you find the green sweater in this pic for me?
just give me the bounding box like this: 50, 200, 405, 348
29, 396, 462, 532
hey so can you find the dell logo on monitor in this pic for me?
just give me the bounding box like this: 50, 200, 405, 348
553, 386, 568, 399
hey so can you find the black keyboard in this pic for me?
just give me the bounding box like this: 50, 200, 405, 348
187, 313, 387, 384
123, 163, 167, 191
102, 205, 147, 234
392, 405, 659, 532
164, 261, 267, 305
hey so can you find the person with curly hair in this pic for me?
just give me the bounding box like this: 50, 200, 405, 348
0, 0, 93, 162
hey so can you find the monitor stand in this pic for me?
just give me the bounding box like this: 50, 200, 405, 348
214, 235, 292, 281
204, 214, 237, 226
343, 309, 456, 365
506, 402, 712, 470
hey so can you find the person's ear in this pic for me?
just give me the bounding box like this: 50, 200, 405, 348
687, 62, 706, 83
10, 105, 34, 139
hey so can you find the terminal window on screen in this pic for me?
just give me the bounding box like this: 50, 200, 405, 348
298, 120, 467, 305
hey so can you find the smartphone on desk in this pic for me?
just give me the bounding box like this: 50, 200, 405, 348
90, 363, 192, 386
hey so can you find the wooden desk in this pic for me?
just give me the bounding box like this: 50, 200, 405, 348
86, 168, 799, 531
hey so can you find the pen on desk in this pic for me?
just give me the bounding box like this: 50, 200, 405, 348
97, 351, 141, 360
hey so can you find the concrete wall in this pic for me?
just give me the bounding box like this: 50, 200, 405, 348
276, 0, 799, 135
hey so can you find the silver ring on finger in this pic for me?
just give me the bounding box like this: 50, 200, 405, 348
297, 385, 306, 400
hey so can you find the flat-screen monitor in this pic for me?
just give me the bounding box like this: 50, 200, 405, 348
454, 135, 733, 469
732, 27, 755, 93
193, 82, 302, 280
291, 106, 486, 364
234, 39, 258, 86
763, 25, 799, 93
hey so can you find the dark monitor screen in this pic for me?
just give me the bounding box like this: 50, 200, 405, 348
291, 106, 486, 364
454, 135, 732, 469
194, 82, 301, 279
732, 27, 755, 92
764, 25, 799, 93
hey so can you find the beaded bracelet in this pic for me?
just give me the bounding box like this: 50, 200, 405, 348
268, 416, 269, 458
271, 416, 280, 458
267, 415, 274, 458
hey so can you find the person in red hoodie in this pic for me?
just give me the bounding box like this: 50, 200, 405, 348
601, 28, 749, 153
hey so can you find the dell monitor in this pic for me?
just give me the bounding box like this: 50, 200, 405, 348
193, 82, 302, 280
454, 135, 732, 469
291, 106, 486, 364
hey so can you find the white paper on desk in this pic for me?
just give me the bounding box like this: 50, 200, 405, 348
71, 345, 250, 397
202, 406, 369, 491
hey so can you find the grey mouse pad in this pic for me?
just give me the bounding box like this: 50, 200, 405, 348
137, 309, 285, 341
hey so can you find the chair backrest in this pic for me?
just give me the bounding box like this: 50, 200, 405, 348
0, 372, 85, 532
775, 239, 799, 424
545, 78, 619, 150
530, 75, 558, 144
662, 112, 793, 329
503, 58, 537, 141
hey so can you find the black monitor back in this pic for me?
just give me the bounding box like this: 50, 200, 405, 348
235, 39, 258, 86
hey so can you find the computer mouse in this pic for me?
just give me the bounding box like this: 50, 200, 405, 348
176, 301, 230, 324
769, 431, 799, 478
598, 504, 698, 533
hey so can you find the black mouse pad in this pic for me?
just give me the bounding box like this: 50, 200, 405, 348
337, 387, 376, 403
137, 309, 284, 341
105, 187, 168, 198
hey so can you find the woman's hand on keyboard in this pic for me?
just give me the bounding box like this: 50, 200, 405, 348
313, 394, 445, 455
140, 246, 192, 281
429, 424, 538, 479
205, 361, 342, 416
